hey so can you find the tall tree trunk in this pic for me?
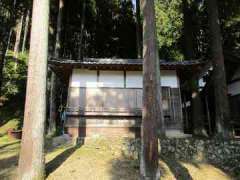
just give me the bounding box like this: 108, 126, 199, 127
21, 9, 30, 53
78, 0, 86, 60
140, 0, 163, 179
183, 0, 207, 137
18, 0, 49, 178
206, 0, 232, 138
13, 15, 24, 70
48, 0, 64, 135
182, 0, 195, 60
136, 0, 142, 58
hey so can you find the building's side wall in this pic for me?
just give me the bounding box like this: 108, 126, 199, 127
66, 69, 183, 137
70, 69, 180, 88
228, 68, 240, 129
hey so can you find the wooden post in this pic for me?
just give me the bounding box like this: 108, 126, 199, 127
18, 0, 49, 178
140, 0, 163, 179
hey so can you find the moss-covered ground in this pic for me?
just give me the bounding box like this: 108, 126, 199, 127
0, 130, 233, 180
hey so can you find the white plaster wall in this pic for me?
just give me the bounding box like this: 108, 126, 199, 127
125, 70, 179, 88
126, 71, 142, 88
161, 70, 179, 88
228, 81, 240, 96
71, 69, 98, 87
70, 69, 179, 88
98, 70, 124, 88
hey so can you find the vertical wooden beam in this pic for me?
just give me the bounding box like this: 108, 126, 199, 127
124, 70, 126, 88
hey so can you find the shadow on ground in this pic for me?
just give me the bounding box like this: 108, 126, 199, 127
46, 145, 80, 177
109, 138, 194, 180
0, 155, 19, 179
160, 156, 193, 180
0, 141, 19, 150
110, 157, 139, 180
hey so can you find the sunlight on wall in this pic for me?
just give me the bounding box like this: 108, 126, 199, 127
70, 69, 180, 88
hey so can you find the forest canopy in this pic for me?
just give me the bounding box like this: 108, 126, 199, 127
0, 0, 240, 99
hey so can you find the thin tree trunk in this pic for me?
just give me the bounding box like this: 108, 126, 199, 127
48, 0, 64, 135
140, 0, 163, 179
78, 0, 86, 60
54, 0, 64, 58
18, 0, 49, 178
49, 73, 57, 135
13, 15, 24, 70
206, 0, 232, 138
136, 0, 142, 59
0, 43, 8, 96
21, 9, 30, 53
5, 30, 12, 57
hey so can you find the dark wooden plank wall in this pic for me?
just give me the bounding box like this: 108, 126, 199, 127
67, 87, 183, 129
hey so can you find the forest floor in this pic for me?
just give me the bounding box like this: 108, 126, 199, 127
0, 128, 234, 180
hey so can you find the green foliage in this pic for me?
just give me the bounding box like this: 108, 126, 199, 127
155, 0, 184, 60
219, 0, 240, 51
2, 51, 28, 98
155, 0, 183, 48
0, 51, 26, 130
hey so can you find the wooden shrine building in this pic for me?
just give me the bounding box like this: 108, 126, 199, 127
49, 58, 204, 138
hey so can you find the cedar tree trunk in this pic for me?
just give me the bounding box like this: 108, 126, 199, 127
206, 0, 232, 138
140, 0, 163, 179
78, 0, 86, 60
18, 0, 49, 179
48, 0, 64, 135
183, 0, 207, 136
